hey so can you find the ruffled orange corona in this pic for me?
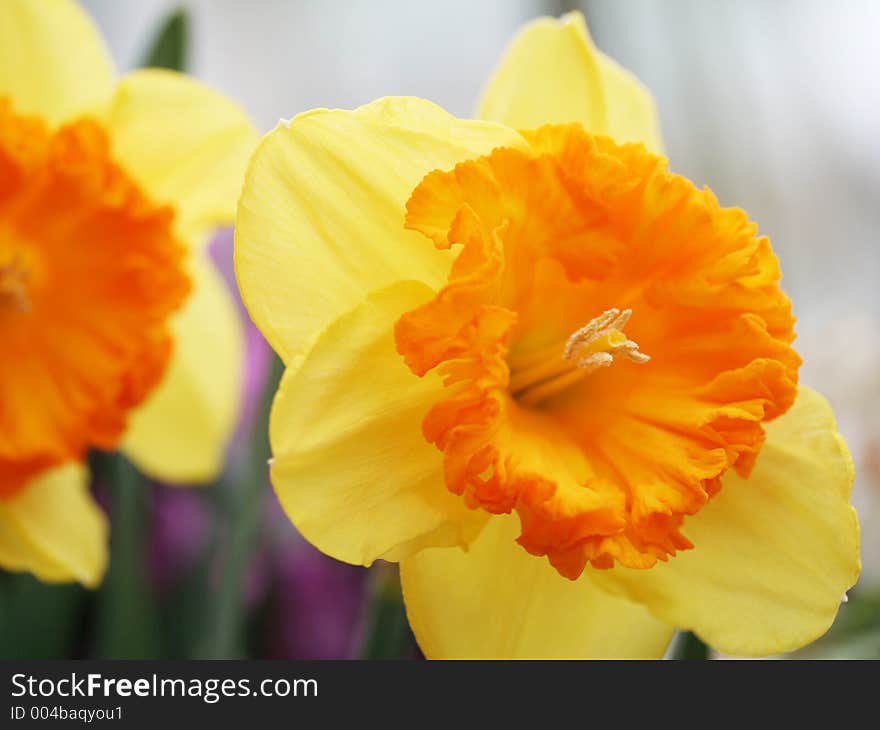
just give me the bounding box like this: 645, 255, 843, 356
396, 126, 800, 578
0, 101, 189, 497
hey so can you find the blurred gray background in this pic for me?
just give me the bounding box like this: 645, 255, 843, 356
82, 0, 880, 579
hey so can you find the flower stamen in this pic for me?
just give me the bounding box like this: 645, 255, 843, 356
564, 308, 650, 374
0, 254, 30, 312
510, 308, 649, 407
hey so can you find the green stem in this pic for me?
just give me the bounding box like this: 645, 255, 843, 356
0, 574, 85, 659
358, 563, 412, 659
670, 630, 709, 660
140, 8, 189, 71
197, 354, 284, 659
93, 453, 161, 659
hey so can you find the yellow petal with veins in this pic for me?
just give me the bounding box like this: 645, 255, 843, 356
0, 463, 107, 588
270, 280, 485, 566
123, 257, 244, 484
235, 96, 525, 366
592, 386, 860, 656
401, 514, 674, 659
104, 69, 257, 248
0, 0, 115, 126
478, 11, 664, 153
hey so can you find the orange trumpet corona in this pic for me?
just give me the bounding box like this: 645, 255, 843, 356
396, 125, 800, 578
0, 100, 189, 496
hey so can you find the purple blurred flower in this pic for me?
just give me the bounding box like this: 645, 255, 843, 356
149, 484, 210, 592
266, 546, 368, 658
255, 498, 366, 658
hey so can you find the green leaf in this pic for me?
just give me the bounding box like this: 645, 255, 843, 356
358, 563, 414, 660
194, 354, 284, 659
91, 453, 163, 659
0, 573, 86, 659
141, 8, 189, 72
669, 630, 709, 660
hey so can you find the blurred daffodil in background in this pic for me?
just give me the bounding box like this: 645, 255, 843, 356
0, 0, 256, 587
236, 12, 860, 658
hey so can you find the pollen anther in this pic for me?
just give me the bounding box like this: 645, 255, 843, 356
509, 307, 649, 407
0, 254, 30, 312
564, 308, 649, 375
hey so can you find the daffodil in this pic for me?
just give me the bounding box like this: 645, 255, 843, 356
236, 12, 860, 657
0, 0, 256, 587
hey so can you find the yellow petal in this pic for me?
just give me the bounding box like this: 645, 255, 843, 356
0, 0, 114, 125
592, 386, 860, 656
401, 514, 674, 659
270, 280, 483, 566
104, 69, 257, 247
0, 463, 107, 588
478, 11, 664, 153
235, 96, 525, 365
123, 257, 244, 484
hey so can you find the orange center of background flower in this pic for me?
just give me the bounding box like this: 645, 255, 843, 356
395, 125, 800, 579
0, 99, 190, 497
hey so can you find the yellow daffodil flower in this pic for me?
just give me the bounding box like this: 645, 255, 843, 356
0, 0, 256, 587
235, 12, 860, 657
